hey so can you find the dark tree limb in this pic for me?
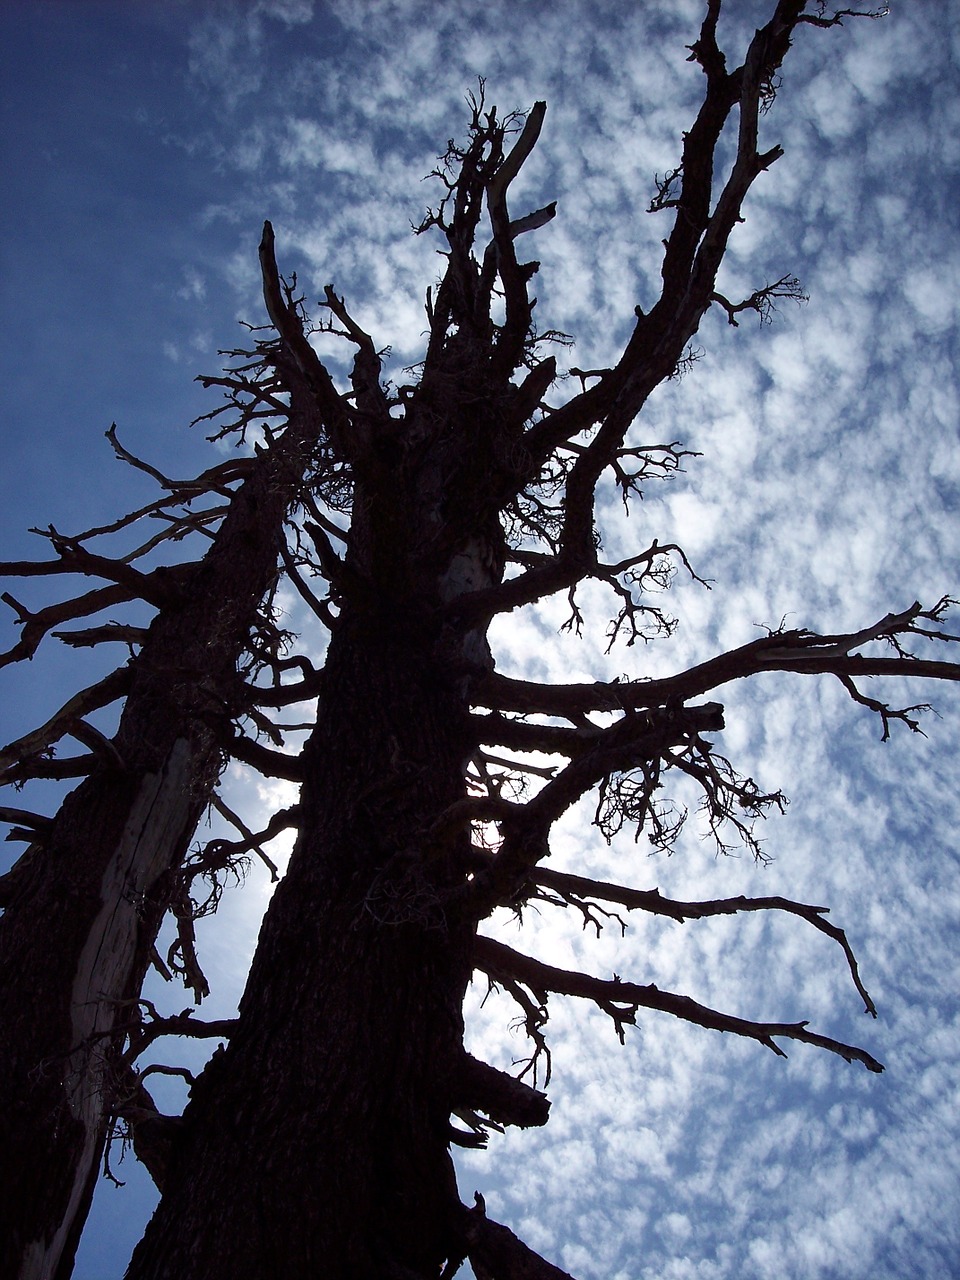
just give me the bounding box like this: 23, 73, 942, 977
0, 666, 131, 774
1, 582, 142, 667
0, 807, 52, 836
110, 1069, 186, 1194
477, 601, 960, 718
258, 221, 362, 462
712, 274, 807, 326
474, 935, 884, 1073
105, 422, 254, 496
279, 539, 335, 629
463, 1195, 578, 1280
520, 703, 725, 830
52, 622, 149, 650
242, 665, 325, 709
320, 284, 391, 424
208, 793, 298, 881
797, 6, 890, 29
223, 727, 305, 781
469, 711, 589, 758
17, 534, 186, 606
120, 1002, 238, 1063
166, 886, 210, 1003
0, 752, 96, 787
486, 100, 547, 376
454, 1052, 550, 1129
458, 703, 725, 917
531, 868, 876, 1016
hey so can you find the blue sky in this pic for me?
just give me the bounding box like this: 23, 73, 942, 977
2, 2, 959, 1278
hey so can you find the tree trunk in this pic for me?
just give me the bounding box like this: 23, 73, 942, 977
0, 743, 213, 1280
126, 606, 478, 1278
0, 405, 316, 1280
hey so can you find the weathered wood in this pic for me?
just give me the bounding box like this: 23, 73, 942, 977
0, 366, 325, 1280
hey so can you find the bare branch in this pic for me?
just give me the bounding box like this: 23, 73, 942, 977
122, 1005, 237, 1063
475, 936, 883, 1073
469, 710, 587, 759
0, 666, 131, 774
242, 665, 325, 710
208, 793, 297, 881
487, 101, 546, 207
51, 623, 148, 651
836, 673, 928, 741
711, 274, 808, 326
0, 752, 95, 786
458, 702, 725, 917
279, 539, 337, 630
166, 884, 210, 1003
105, 423, 254, 495
463, 1193, 578, 1280
454, 1052, 550, 1129
27, 532, 188, 605
493, 972, 552, 1088
222, 726, 305, 782
1, 583, 138, 668
320, 285, 390, 424
798, 5, 889, 29
0, 562, 193, 669
109, 1069, 186, 1193
531, 868, 876, 1016
477, 602, 960, 718
258, 221, 363, 462
508, 202, 557, 238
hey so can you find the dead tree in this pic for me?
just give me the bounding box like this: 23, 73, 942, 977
2, 4, 954, 1279
0, 302, 328, 1280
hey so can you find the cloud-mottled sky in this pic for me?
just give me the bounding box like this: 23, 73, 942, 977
1, 2, 958, 1277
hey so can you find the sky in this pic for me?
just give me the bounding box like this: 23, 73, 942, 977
1, 1, 959, 1278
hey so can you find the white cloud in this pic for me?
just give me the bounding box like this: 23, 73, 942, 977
256, 0, 314, 24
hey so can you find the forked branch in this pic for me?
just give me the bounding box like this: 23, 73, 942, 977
477, 601, 960, 718
0, 666, 131, 775
530, 868, 876, 1015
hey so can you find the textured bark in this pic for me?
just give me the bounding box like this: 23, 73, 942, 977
126, 206, 534, 1275
0, 397, 320, 1280
126, 605, 478, 1279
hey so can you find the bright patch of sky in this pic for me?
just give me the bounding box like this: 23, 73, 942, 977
1, 1, 958, 1277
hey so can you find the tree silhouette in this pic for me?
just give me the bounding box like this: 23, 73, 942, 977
1, 4, 954, 1278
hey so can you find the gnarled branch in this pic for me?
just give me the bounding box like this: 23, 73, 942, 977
530, 868, 876, 1016
475, 935, 883, 1073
